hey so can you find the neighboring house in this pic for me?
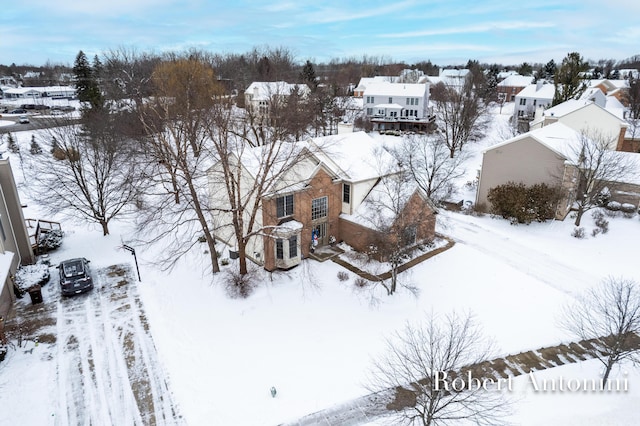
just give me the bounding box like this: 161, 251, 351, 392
513, 81, 555, 122
244, 81, 310, 116
362, 82, 433, 131
586, 79, 629, 105
476, 122, 640, 219
496, 75, 533, 102
353, 76, 400, 98
529, 99, 628, 150
421, 68, 470, 92
209, 132, 437, 271
2, 85, 76, 100
0, 156, 35, 319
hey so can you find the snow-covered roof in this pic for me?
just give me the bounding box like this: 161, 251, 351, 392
341, 176, 422, 229
309, 131, 397, 182
516, 83, 555, 100
541, 99, 627, 126
355, 76, 400, 90
486, 122, 640, 183
373, 103, 404, 109
245, 81, 310, 101
497, 75, 534, 87
2, 85, 75, 95
363, 82, 427, 98
484, 122, 582, 162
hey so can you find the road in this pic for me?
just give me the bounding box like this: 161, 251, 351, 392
0, 114, 78, 133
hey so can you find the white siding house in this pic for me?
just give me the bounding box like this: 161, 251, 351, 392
362, 82, 433, 131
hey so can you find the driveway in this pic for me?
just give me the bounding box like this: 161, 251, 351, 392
1, 264, 184, 425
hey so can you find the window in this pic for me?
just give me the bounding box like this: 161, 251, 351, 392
276, 194, 294, 218
402, 225, 417, 246
406, 98, 410, 105
276, 239, 284, 259
415, 98, 419, 106
0, 215, 5, 241
343, 183, 351, 203
311, 196, 328, 220
366, 96, 374, 104
388, 97, 393, 103
533, 99, 537, 106
519, 98, 526, 105
288, 235, 298, 258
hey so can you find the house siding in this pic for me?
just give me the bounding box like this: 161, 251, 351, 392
262, 168, 342, 271
476, 137, 566, 209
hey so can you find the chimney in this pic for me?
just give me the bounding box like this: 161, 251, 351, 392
536, 80, 544, 91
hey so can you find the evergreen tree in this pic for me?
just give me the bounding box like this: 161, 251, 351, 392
30, 135, 42, 155
299, 60, 317, 90
73, 50, 103, 111
7, 133, 19, 153
553, 52, 589, 106
544, 59, 557, 78
518, 62, 533, 76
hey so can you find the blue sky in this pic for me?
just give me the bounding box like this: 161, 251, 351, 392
2, 0, 639, 67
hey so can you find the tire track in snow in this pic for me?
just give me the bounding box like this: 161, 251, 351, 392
54, 265, 183, 425
444, 216, 595, 297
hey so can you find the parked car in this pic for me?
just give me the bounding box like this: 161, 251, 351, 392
19, 115, 29, 124
9, 108, 28, 114
58, 258, 94, 296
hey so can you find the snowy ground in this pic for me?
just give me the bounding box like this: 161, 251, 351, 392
1, 103, 639, 425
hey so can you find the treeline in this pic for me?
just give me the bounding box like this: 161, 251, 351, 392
4, 46, 637, 92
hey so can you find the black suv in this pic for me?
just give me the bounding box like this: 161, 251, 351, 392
58, 258, 93, 296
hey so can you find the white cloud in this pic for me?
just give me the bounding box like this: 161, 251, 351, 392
379, 21, 555, 39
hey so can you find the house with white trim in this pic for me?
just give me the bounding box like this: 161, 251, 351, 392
514, 81, 555, 122
244, 81, 310, 116
362, 82, 433, 131
209, 132, 437, 271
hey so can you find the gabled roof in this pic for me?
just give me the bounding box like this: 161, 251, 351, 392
540, 99, 628, 127
341, 176, 432, 229
515, 83, 555, 99
245, 81, 310, 101
484, 122, 582, 162
309, 131, 398, 182
363, 82, 428, 98
497, 75, 534, 87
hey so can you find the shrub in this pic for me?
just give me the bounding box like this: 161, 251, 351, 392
572, 227, 585, 239
7, 133, 19, 153
220, 258, 229, 266
38, 229, 63, 252
354, 277, 369, 288
592, 210, 609, 234
223, 269, 257, 299
29, 135, 42, 155
487, 182, 561, 224
337, 271, 349, 282
606, 201, 621, 211
621, 203, 636, 215
592, 228, 601, 237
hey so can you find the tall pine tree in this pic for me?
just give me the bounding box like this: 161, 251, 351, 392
73, 50, 103, 111
552, 52, 588, 106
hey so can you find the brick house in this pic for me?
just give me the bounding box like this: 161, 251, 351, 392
210, 132, 438, 271
496, 75, 533, 102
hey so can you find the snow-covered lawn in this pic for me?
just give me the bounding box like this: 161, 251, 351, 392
1, 104, 639, 425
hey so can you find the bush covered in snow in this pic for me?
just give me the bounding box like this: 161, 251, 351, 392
572, 227, 585, 239
591, 210, 609, 235
15, 263, 51, 291
337, 271, 349, 282
488, 182, 561, 224
38, 229, 63, 252
606, 201, 621, 211
621, 203, 636, 215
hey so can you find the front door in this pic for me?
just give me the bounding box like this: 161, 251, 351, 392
311, 196, 329, 246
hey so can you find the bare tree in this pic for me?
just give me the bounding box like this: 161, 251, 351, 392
561, 277, 640, 382
368, 311, 509, 426
25, 116, 145, 236
431, 81, 490, 158
395, 134, 468, 203
571, 130, 637, 226
136, 57, 224, 274
206, 104, 313, 277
